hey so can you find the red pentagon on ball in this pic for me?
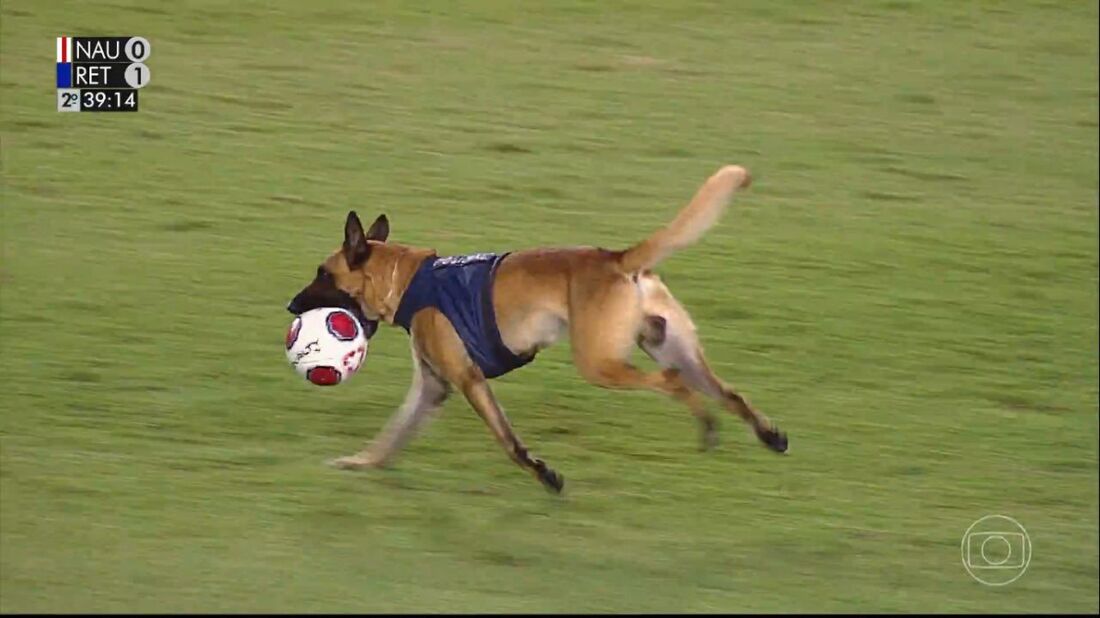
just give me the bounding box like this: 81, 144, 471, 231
285, 316, 302, 350
325, 310, 359, 341
306, 366, 342, 386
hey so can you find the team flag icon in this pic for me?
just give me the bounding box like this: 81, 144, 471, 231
56, 36, 72, 62
56, 36, 72, 87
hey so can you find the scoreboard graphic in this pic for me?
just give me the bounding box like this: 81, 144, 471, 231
56, 36, 151, 112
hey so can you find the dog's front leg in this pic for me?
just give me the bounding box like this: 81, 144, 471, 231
329, 344, 450, 470
408, 307, 564, 494
460, 379, 564, 494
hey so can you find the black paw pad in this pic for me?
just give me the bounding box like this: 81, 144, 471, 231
756, 426, 789, 453
536, 465, 564, 494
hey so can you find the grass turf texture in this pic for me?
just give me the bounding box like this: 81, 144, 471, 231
2, 0, 1097, 613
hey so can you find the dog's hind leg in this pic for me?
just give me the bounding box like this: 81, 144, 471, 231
577, 355, 718, 450
637, 274, 788, 453
636, 315, 719, 450
688, 352, 787, 453
568, 274, 717, 448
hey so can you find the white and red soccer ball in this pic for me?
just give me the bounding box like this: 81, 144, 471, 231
285, 308, 368, 386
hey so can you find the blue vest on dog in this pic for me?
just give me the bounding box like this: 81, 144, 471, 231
393, 252, 535, 379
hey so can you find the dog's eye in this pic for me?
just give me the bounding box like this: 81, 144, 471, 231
316, 266, 331, 281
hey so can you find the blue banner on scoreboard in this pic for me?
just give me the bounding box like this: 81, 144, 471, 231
56, 62, 72, 88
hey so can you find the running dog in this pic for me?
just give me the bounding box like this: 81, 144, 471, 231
287, 164, 788, 493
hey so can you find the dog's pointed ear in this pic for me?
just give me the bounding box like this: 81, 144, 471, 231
343, 210, 370, 269
365, 214, 389, 243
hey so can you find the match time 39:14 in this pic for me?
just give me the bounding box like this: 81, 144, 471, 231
58, 89, 139, 112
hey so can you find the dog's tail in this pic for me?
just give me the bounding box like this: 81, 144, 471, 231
618, 165, 752, 273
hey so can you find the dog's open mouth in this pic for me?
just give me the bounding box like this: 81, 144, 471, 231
287, 290, 379, 339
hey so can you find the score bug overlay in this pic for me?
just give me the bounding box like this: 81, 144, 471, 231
56, 36, 150, 112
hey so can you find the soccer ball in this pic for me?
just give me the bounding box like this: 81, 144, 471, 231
285, 307, 368, 386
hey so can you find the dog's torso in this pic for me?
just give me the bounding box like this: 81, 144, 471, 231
393, 251, 539, 379
490, 247, 619, 357
389, 246, 640, 379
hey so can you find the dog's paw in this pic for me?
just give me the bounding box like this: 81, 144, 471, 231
327, 455, 382, 470
700, 418, 720, 452
533, 460, 565, 494
714, 164, 752, 189
701, 432, 720, 452
755, 426, 789, 454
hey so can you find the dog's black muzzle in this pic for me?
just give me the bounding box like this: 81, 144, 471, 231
286, 290, 379, 339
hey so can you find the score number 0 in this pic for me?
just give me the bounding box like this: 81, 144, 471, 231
123, 37, 151, 88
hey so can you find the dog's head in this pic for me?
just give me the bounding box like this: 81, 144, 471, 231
285, 211, 391, 339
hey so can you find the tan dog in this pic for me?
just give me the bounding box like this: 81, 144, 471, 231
287, 164, 787, 493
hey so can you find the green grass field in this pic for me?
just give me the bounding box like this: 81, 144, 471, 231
2, 1, 1097, 613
